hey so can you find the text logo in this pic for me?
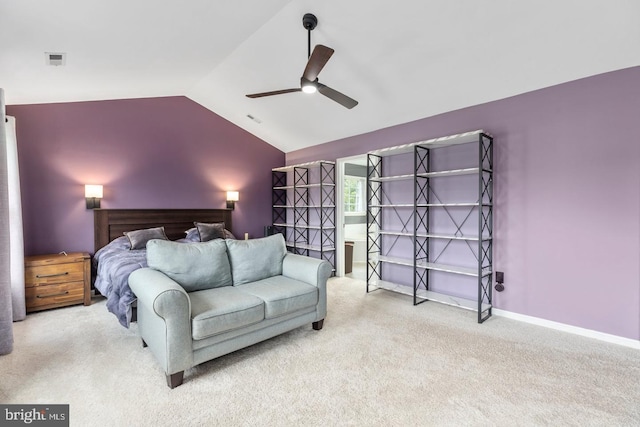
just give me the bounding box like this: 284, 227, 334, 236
1, 405, 69, 426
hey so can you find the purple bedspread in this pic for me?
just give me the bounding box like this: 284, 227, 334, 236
93, 236, 147, 327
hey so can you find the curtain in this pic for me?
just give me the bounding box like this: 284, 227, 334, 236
0, 88, 13, 355
6, 116, 25, 321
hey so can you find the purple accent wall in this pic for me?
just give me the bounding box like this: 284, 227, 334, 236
287, 66, 640, 341
7, 96, 284, 256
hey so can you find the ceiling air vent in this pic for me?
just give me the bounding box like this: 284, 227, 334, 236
45, 52, 66, 66
246, 114, 262, 124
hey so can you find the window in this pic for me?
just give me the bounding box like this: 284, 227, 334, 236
344, 177, 365, 214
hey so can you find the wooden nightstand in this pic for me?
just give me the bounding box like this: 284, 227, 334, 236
24, 252, 91, 313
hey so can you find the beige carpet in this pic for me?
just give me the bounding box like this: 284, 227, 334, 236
2, 277, 639, 426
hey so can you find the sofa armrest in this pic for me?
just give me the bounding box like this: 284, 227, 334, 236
129, 268, 193, 374
282, 253, 331, 319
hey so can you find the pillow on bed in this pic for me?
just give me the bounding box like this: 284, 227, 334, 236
184, 227, 200, 242
194, 222, 226, 242
124, 227, 168, 250
102, 235, 131, 251
185, 227, 235, 242
147, 239, 232, 292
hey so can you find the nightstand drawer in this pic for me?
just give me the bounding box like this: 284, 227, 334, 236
25, 281, 85, 312
25, 262, 85, 287
24, 252, 91, 311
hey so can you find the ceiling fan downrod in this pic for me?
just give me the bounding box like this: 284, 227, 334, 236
302, 13, 318, 59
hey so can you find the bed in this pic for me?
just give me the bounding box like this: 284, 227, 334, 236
93, 208, 233, 327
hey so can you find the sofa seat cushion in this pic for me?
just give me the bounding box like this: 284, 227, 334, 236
190, 287, 265, 340
235, 276, 318, 319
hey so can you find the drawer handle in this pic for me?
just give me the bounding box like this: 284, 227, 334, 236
36, 291, 69, 298
36, 272, 69, 279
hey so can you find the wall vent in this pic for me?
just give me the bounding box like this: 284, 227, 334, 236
246, 114, 262, 124
45, 52, 66, 66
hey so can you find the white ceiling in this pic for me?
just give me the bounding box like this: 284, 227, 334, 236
2, 1, 639, 153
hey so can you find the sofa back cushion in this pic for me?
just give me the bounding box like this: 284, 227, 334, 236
147, 239, 232, 292
226, 234, 287, 285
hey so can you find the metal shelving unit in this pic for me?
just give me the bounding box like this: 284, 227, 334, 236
272, 161, 336, 273
366, 130, 494, 323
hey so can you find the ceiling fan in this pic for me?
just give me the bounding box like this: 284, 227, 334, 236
246, 13, 358, 109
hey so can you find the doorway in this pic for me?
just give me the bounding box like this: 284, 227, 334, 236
336, 154, 368, 281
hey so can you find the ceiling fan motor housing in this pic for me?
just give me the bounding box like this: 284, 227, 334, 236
303, 13, 317, 30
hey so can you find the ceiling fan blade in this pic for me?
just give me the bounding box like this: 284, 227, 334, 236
302, 44, 334, 81
317, 83, 358, 109
246, 88, 301, 98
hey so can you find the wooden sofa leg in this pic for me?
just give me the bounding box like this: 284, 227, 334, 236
166, 371, 184, 389
312, 319, 324, 330
142, 339, 147, 348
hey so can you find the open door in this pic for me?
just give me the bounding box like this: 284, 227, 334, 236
336, 155, 368, 280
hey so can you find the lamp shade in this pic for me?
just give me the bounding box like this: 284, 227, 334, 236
85, 185, 103, 198
226, 191, 239, 202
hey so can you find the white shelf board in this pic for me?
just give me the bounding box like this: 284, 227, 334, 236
369, 168, 493, 181
418, 233, 491, 241
298, 183, 336, 188
368, 279, 491, 312
372, 256, 491, 277
378, 255, 414, 267
273, 223, 294, 228
273, 183, 335, 190
272, 160, 335, 171
368, 130, 487, 157
286, 242, 336, 251
369, 204, 414, 208
370, 203, 491, 208
376, 230, 413, 237
419, 262, 492, 277
368, 174, 413, 182
416, 203, 491, 207
370, 231, 491, 241
417, 167, 481, 178
273, 205, 336, 208
274, 223, 335, 230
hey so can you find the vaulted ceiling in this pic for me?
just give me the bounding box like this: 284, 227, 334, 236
2, 1, 639, 152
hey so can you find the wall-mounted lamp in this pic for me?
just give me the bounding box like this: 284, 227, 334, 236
226, 191, 239, 210
85, 184, 103, 209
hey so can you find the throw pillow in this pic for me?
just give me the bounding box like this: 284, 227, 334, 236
124, 227, 168, 250
185, 227, 236, 242
195, 222, 226, 242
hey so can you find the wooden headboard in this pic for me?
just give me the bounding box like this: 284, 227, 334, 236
93, 209, 233, 252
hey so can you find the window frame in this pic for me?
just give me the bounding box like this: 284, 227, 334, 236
343, 176, 366, 216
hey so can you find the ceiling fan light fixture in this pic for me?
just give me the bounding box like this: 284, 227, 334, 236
301, 81, 317, 94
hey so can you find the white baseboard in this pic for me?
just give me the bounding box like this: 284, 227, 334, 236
493, 308, 640, 350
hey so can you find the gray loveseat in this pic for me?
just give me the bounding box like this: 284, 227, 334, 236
129, 234, 331, 388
